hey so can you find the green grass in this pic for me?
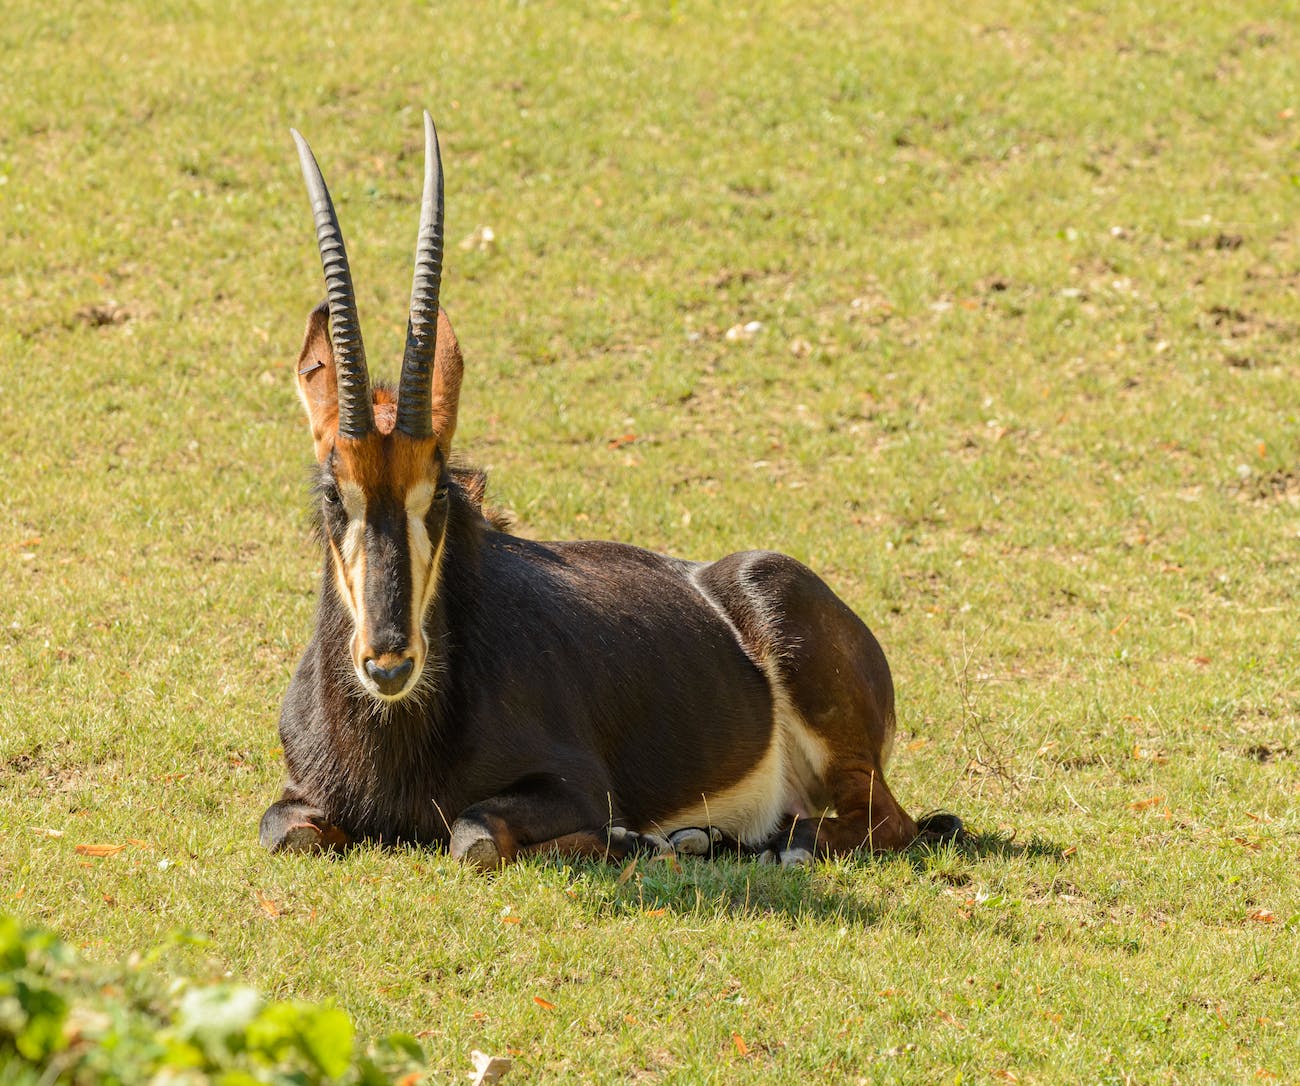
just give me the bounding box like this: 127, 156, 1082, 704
2, 0, 1298, 1081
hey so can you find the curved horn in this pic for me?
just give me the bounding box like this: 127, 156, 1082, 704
395, 111, 445, 440
292, 128, 374, 439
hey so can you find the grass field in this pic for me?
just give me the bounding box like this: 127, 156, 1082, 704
2, 0, 1298, 1081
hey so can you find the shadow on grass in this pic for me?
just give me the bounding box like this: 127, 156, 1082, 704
546, 827, 1072, 927
951, 828, 1069, 862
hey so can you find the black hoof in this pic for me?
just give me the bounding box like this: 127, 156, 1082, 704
459, 835, 504, 872
608, 827, 674, 858
915, 812, 966, 843
666, 827, 725, 857
260, 802, 350, 853
450, 816, 507, 871
275, 823, 326, 853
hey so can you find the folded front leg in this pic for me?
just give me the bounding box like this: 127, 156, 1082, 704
452, 775, 681, 868
260, 793, 352, 853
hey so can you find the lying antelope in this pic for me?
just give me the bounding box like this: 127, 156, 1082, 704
260, 112, 962, 869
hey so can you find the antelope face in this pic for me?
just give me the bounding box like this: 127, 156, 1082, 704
292, 113, 463, 704
321, 431, 450, 699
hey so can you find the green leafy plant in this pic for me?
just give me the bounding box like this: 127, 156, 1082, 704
0, 914, 425, 1085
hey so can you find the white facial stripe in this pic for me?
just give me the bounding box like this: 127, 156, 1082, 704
405, 481, 435, 517
331, 537, 364, 633
405, 481, 443, 651
419, 529, 447, 624
330, 481, 368, 653
339, 482, 367, 567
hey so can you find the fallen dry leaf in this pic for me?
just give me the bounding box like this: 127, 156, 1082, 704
256, 893, 280, 918
645, 907, 668, 918
500, 915, 521, 925
732, 1033, 749, 1057
74, 843, 128, 857
1128, 795, 1165, 812
616, 857, 638, 885
1247, 908, 1275, 924
533, 996, 556, 1011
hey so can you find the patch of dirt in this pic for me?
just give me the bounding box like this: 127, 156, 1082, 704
5, 750, 40, 773
191, 542, 263, 566
1189, 233, 1244, 251
3, 745, 115, 793
1204, 304, 1299, 344
1056, 754, 1103, 770
1245, 744, 1291, 763
73, 302, 134, 327
1206, 304, 1252, 335
1229, 23, 1280, 52
1232, 468, 1300, 504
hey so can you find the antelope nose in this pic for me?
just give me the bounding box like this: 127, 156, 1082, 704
365, 656, 415, 695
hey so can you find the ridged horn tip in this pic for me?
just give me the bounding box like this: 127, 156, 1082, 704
292, 124, 374, 439
395, 110, 445, 440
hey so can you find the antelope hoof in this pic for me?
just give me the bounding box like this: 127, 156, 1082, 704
667, 827, 721, 857
264, 821, 350, 853
459, 835, 504, 872
915, 812, 965, 844
260, 804, 350, 854
450, 819, 509, 871
277, 823, 325, 853
753, 837, 815, 868
607, 826, 674, 859
779, 846, 814, 868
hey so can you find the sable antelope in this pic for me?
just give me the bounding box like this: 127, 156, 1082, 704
260, 112, 962, 869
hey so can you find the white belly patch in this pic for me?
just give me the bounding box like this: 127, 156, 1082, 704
655, 660, 833, 846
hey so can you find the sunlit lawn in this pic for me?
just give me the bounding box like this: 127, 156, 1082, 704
2, 1, 1297, 1080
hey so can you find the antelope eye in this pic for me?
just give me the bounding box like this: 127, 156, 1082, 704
434, 485, 449, 502
322, 486, 341, 505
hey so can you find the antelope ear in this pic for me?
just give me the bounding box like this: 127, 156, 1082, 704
295, 301, 340, 462
430, 307, 463, 458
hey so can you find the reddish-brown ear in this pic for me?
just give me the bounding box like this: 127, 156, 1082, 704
430, 308, 463, 458
295, 302, 340, 462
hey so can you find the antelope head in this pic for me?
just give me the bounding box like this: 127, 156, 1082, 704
292, 112, 463, 703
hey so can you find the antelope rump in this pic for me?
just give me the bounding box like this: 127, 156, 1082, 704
259, 111, 963, 870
